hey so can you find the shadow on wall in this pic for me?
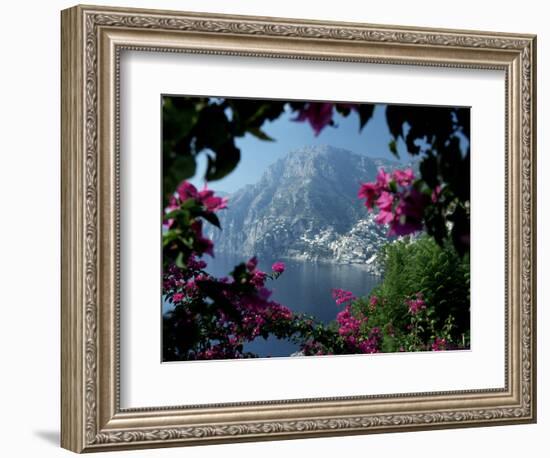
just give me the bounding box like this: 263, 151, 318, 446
34, 430, 59, 446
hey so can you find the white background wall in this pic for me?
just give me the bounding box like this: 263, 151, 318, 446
0, 0, 546, 456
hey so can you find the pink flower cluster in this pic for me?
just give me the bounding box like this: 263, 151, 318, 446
163, 181, 228, 257
211, 297, 294, 354
195, 345, 239, 360
186, 253, 207, 271
170, 181, 228, 213
431, 337, 447, 351
358, 168, 428, 236
302, 340, 332, 356
360, 327, 383, 354
164, 181, 227, 230
369, 295, 379, 311
336, 305, 366, 337
164, 251, 296, 360
335, 305, 380, 353
163, 260, 205, 304
406, 293, 427, 315
329, 289, 381, 353
331, 288, 356, 305
293, 103, 358, 136
271, 262, 286, 274
220, 258, 293, 332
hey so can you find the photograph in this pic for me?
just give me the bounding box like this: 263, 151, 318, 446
161, 96, 471, 361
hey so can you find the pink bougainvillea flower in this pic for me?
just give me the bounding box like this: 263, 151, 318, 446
393, 168, 415, 187
246, 256, 258, 272
375, 168, 391, 189
357, 327, 381, 354
336, 304, 366, 338
189, 220, 215, 256
402, 188, 427, 220
176, 181, 199, 202
201, 238, 214, 257
165, 195, 179, 213
170, 181, 228, 215
198, 184, 228, 212
375, 210, 395, 226
389, 217, 423, 237
250, 270, 267, 288
358, 182, 379, 209
389, 188, 427, 236
172, 292, 184, 303
293, 103, 334, 135
358, 168, 393, 210
369, 295, 378, 311
431, 184, 442, 203
357, 167, 429, 238
331, 288, 356, 305
163, 196, 181, 229
376, 191, 394, 212
406, 293, 426, 315
256, 287, 272, 301
375, 192, 395, 225
190, 219, 203, 237
431, 337, 447, 351
184, 280, 198, 295
271, 261, 285, 273
186, 253, 207, 270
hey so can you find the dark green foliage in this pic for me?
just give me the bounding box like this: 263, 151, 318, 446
162, 96, 289, 205
385, 105, 470, 256
355, 235, 470, 351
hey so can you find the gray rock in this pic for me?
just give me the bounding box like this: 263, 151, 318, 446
208, 145, 405, 275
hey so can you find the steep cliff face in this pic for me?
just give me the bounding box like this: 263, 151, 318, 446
208, 145, 399, 272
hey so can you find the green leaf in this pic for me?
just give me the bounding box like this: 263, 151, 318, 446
389, 139, 399, 158
335, 105, 352, 117
230, 262, 248, 281
205, 144, 241, 181
164, 208, 188, 220
248, 127, 274, 142
175, 252, 186, 268
419, 154, 439, 189
179, 198, 201, 211
162, 98, 198, 144
162, 229, 182, 246
162, 155, 197, 205
181, 236, 195, 249
199, 211, 221, 229
358, 104, 375, 131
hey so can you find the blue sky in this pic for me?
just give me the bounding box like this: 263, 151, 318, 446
190, 103, 409, 194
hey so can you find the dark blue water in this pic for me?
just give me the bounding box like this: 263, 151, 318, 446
204, 253, 381, 357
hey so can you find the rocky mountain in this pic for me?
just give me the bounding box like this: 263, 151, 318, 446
208, 145, 401, 274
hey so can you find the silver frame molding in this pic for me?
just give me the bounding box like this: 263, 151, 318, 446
61, 4, 537, 453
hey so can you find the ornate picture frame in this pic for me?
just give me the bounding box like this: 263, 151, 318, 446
61, 4, 536, 453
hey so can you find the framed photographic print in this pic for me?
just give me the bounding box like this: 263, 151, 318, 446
61, 4, 537, 453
